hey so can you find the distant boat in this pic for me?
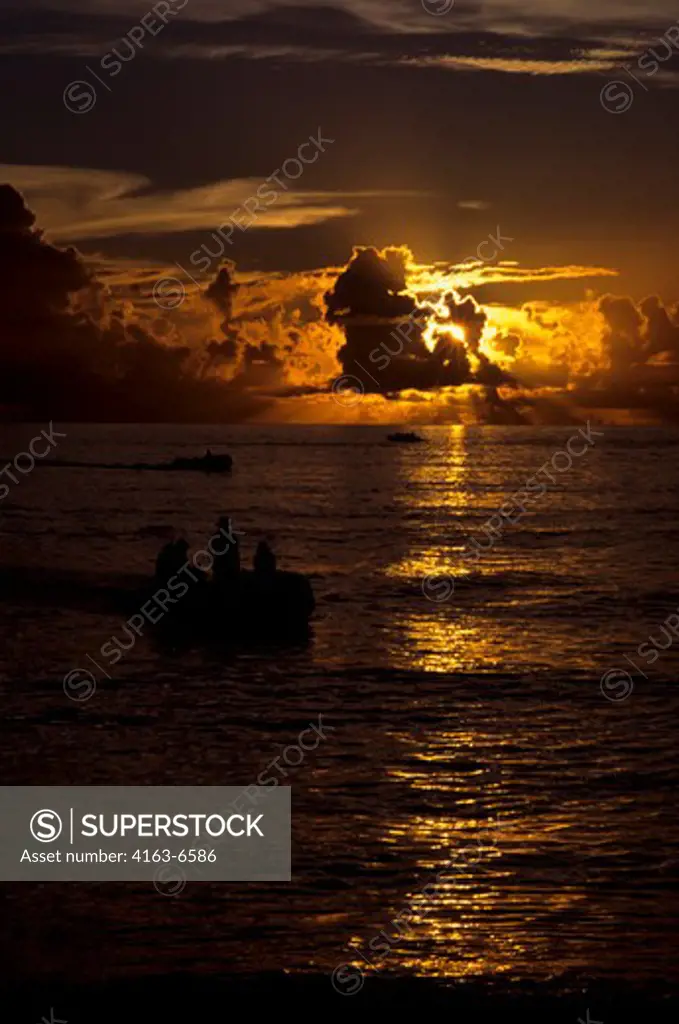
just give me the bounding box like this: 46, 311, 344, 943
21, 453, 235, 473
387, 432, 424, 444
165, 452, 233, 473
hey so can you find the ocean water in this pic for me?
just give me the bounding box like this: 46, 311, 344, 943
1, 423, 678, 1003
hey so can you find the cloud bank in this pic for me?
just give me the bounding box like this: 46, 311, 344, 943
2, 180, 679, 425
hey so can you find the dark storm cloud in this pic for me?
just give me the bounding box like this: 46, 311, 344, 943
439, 290, 514, 387
598, 295, 645, 374
204, 263, 238, 316
324, 245, 462, 390
0, 183, 269, 421
598, 293, 679, 379
205, 266, 287, 388
442, 292, 486, 354
325, 246, 416, 321
0, 181, 89, 316
206, 337, 238, 364
324, 245, 513, 392
640, 295, 679, 361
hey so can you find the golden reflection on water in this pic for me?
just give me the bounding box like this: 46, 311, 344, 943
345, 428, 621, 978
344, 784, 588, 979
392, 614, 496, 674
384, 426, 487, 673
384, 425, 551, 673
393, 424, 472, 513
348, 696, 591, 977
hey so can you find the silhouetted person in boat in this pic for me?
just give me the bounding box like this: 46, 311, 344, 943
212, 516, 240, 596
253, 540, 277, 577
155, 537, 205, 585
155, 538, 181, 583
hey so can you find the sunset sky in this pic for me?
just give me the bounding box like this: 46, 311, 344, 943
2, 0, 679, 422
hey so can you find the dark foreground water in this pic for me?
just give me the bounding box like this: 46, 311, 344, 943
1, 424, 678, 1017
